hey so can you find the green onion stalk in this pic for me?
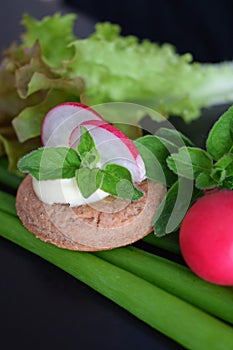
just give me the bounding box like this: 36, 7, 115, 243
0, 188, 233, 349
0, 209, 233, 349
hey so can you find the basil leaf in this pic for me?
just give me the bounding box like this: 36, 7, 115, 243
153, 178, 202, 237
153, 181, 180, 237
222, 175, 233, 189
76, 167, 103, 198
211, 167, 226, 183
101, 163, 143, 200
213, 154, 233, 176
18, 147, 80, 180
206, 106, 233, 160
134, 135, 177, 186
195, 172, 218, 190
156, 127, 194, 148
153, 179, 200, 236
78, 126, 100, 167
167, 147, 213, 179
194, 154, 233, 190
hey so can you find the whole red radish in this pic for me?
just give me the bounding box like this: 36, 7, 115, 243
180, 190, 233, 285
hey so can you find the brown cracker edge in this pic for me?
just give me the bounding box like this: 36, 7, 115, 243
16, 175, 166, 251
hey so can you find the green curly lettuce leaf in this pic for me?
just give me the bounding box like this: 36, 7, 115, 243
19, 14, 233, 123
21, 13, 76, 69
1, 13, 233, 173
0, 126, 41, 174
0, 28, 84, 172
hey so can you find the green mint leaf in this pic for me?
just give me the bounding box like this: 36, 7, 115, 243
18, 147, 80, 180
195, 172, 218, 190
222, 175, 233, 189
167, 147, 213, 179
211, 167, 226, 184
213, 154, 233, 176
153, 181, 180, 237
77, 126, 100, 167
153, 179, 201, 236
216, 155, 233, 189
155, 127, 194, 148
101, 163, 143, 200
206, 106, 233, 160
134, 135, 177, 186
195, 154, 233, 190
76, 167, 103, 198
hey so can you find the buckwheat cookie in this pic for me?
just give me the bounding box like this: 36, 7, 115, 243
16, 175, 166, 251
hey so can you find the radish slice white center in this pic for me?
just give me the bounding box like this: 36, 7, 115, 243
41, 102, 103, 147
69, 120, 146, 183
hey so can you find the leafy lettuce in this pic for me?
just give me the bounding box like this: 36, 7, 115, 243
1, 13, 233, 173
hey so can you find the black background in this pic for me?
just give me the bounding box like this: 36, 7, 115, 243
1, 0, 233, 62
0, 1, 232, 349
65, 0, 233, 63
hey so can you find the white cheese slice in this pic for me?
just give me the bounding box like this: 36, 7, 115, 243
32, 177, 108, 207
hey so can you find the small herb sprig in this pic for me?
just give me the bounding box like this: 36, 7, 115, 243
18, 127, 143, 201
167, 106, 233, 190
135, 106, 233, 236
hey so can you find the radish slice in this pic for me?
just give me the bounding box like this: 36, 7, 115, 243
69, 120, 146, 183
41, 102, 103, 146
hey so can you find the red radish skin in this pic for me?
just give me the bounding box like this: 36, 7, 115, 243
41, 102, 103, 147
69, 119, 146, 183
80, 119, 139, 158
180, 190, 233, 285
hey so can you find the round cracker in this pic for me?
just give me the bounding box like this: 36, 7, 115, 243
16, 175, 166, 251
